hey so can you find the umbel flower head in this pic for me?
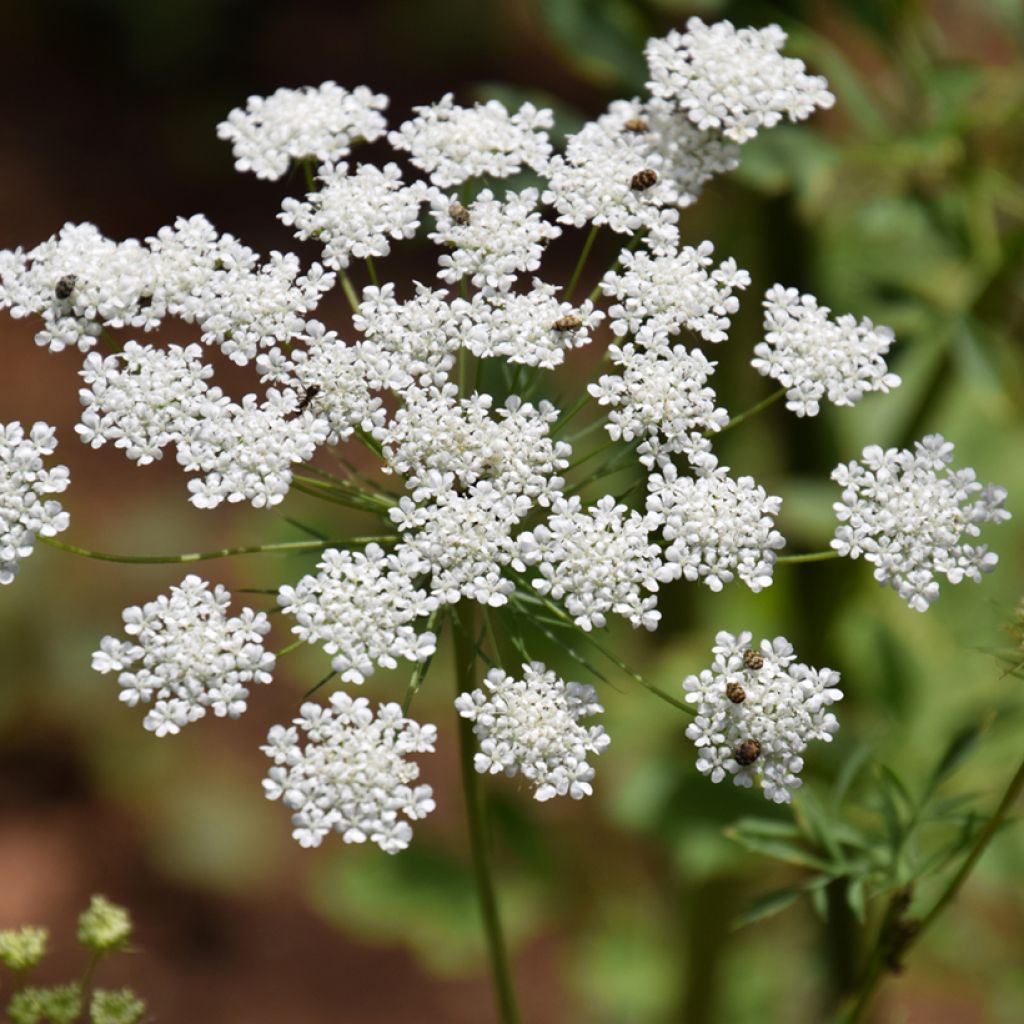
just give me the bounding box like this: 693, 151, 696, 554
455, 662, 610, 801
262, 693, 437, 852
684, 631, 843, 803
0, 16, 1011, 852
92, 576, 275, 736
832, 434, 1011, 611
0, 421, 70, 585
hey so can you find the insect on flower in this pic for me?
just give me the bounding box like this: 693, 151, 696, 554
284, 385, 321, 422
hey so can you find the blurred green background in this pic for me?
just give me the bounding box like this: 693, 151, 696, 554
0, 1, 1022, 1021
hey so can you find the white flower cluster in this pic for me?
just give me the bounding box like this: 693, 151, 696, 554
388, 93, 553, 187
755, 286, 901, 416
91, 576, 275, 737
683, 631, 842, 803
517, 495, 678, 631
455, 662, 610, 801
465, 284, 605, 369
589, 342, 727, 468
0, 422, 70, 585
600, 241, 750, 346
262, 693, 436, 852
646, 18, 834, 143
376, 386, 569, 501
76, 342, 217, 464
280, 162, 428, 270
647, 463, 785, 593
278, 544, 437, 684
831, 435, 1011, 611
429, 188, 561, 292
217, 82, 388, 180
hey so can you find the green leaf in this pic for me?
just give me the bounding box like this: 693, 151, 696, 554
725, 825, 833, 872
846, 877, 868, 924
924, 720, 989, 799
732, 886, 806, 929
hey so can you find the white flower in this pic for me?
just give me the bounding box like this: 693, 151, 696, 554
684, 630, 842, 803
600, 240, 750, 345
464, 283, 604, 369
76, 341, 220, 464
375, 384, 569, 503
175, 391, 330, 509
455, 662, 610, 801
91, 575, 274, 736
278, 544, 438, 684
429, 188, 561, 293
542, 118, 680, 236
280, 162, 428, 270
217, 83, 389, 180
516, 494, 678, 631
647, 462, 786, 593
388, 93, 553, 187
262, 693, 436, 852
390, 478, 529, 607
352, 283, 465, 392
596, 97, 741, 208
755, 286, 901, 416
0, 422, 70, 585
646, 18, 834, 143
831, 434, 1010, 611
0, 223, 159, 353
589, 341, 728, 468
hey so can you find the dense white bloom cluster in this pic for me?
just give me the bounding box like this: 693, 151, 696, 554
832, 435, 1011, 611
388, 93, 553, 187
455, 662, 610, 800
377, 386, 569, 501
77, 342, 217, 464
175, 392, 330, 509
217, 83, 388, 180
647, 463, 785, 592
600, 241, 750, 345
391, 480, 528, 607
646, 18, 834, 143
429, 188, 561, 292
280, 162, 428, 270
278, 544, 437, 683
755, 286, 901, 416
0, 422, 70, 585
589, 342, 727, 468
91, 576, 275, 737
517, 495, 678, 631
262, 693, 436, 852
683, 631, 842, 803
465, 284, 604, 369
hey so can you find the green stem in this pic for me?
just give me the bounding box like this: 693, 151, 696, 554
76, 951, 103, 1023
276, 638, 305, 658
402, 610, 441, 713
365, 255, 379, 286
841, 755, 1024, 1023
302, 159, 316, 192
552, 391, 593, 436
339, 270, 360, 312
565, 224, 599, 299
776, 550, 841, 565
713, 387, 786, 437
40, 535, 390, 565
453, 601, 521, 1024
587, 230, 644, 303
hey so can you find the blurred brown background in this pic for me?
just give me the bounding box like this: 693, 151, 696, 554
1, 1, 1023, 1022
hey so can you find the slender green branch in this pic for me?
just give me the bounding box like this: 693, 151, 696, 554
917, 755, 1024, 934
301, 159, 316, 192
276, 638, 305, 658
76, 951, 103, 1024
567, 438, 618, 473
40, 534, 389, 565
565, 224, 600, 299
776, 550, 841, 565
552, 391, 594, 437
338, 269, 360, 312
841, 755, 1024, 1023
453, 602, 521, 1024
713, 387, 786, 437
304, 668, 337, 700
587, 230, 644, 303
365, 255, 379, 287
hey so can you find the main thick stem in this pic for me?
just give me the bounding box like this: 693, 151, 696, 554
453, 601, 521, 1024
